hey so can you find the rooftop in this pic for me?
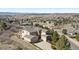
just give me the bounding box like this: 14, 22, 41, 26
23, 26, 42, 32
24, 35, 36, 39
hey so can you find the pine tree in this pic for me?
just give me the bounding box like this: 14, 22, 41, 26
56, 35, 70, 50
51, 31, 59, 49
0, 21, 7, 31
52, 31, 59, 44
62, 29, 67, 34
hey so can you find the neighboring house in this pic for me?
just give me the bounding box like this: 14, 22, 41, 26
67, 32, 76, 37
63, 27, 79, 37
67, 27, 75, 36
63, 24, 79, 37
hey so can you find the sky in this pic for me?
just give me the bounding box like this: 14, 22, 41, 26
0, 8, 79, 13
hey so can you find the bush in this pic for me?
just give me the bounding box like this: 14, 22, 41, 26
46, 29, 54, 35
62, 29, 67, 34
51, 45, 56, 49
0, 21, 7, 30
56, 35, 70, 50
76, 34, 79, 41
35, 24, 39, 27
52, 31, 59, 44
51, 31, 59, 49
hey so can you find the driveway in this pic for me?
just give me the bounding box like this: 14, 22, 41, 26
34, 35, 52, 50
35, 41, 52, 50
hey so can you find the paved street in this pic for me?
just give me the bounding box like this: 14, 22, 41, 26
65, 35, 79, 50
69, 40, 79, 50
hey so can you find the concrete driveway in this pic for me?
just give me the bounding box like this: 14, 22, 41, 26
35, 41, 52, 50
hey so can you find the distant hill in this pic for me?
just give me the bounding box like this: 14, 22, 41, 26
0, 12, 22, 15
0, 12, 52, 15
0, 12, 79, 16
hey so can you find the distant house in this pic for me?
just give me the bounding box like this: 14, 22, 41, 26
67, 31, 76, 37
64, 27, 79, 37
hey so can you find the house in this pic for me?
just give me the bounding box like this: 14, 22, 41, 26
20, 26, 42, 43
20, 26, 52, 43
63, 27, 79, 37
67, 31, 76, 37
67, 27, 75, 36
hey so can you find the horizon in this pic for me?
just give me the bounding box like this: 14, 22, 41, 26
0, 8, 79, 13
